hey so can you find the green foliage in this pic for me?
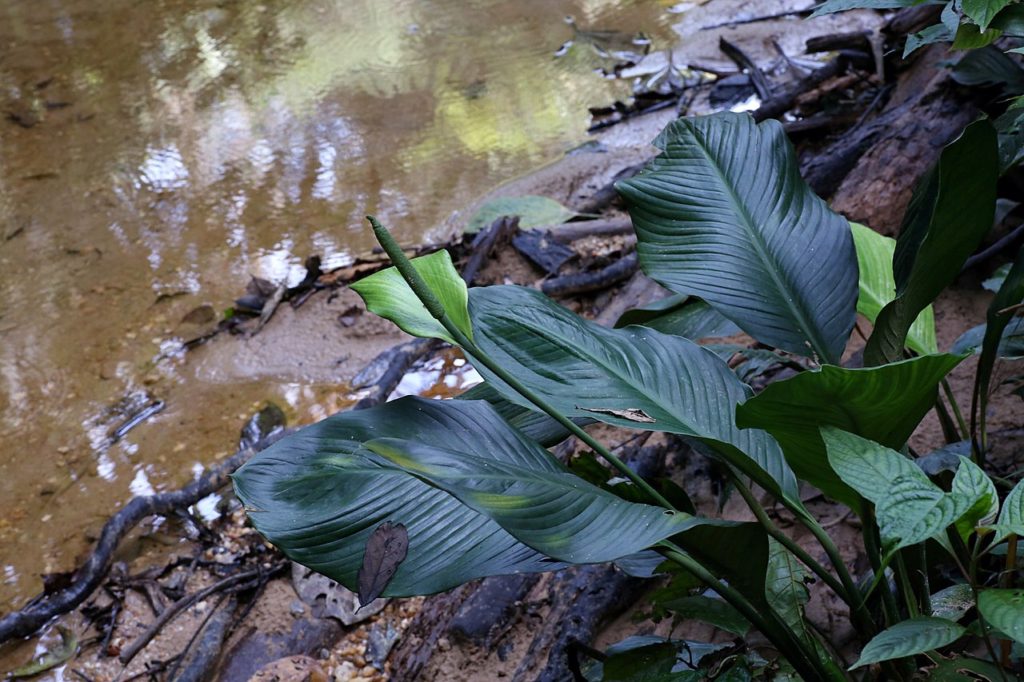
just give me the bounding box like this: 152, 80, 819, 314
850, 221, 937, 355
236, 111, 1022, 680
466, 195, 576, 234
865, 120, 998, 365
350, 249, 472, 345
468, 284, 800, 503
737, 356, 963, 505
977, 590, 1024, 644
851, 617, 966, 668
618, 113, 857, 363
615, 295, 740, 340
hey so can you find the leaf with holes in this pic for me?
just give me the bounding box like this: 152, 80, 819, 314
617, 112, 857, 363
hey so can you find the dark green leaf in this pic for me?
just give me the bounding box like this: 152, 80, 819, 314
866, 120, 998, 364
365, 437, 699, 563
926, 655, 1010, 681
977, 589, 1024, 644
660, 595, 750, 636
905, 23, 955, 57
350, 250, 473, 345
457, 382, 578, 447
950, 45, 1024, 92
975, 249, 1024, 442
736, 355, 963, 506
991, 3, 1024, 35
615, 295, 741, 340
951, 23, 1003, 50
986, 476, 1024, 543
617, 112, 857, 363
466, 195, 576, 234
951, 317, 1024, 358
851, 617, 965, 668
468, 284, 800, 505
233, 397, 566, 597
950, 456, 999, 540
810, 0, 917, 17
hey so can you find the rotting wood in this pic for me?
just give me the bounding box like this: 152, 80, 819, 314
542, 252, 638, 297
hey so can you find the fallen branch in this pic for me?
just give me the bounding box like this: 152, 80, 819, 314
541, 253, 638, 297
720, 37, 773, 99
547, 218, 634, 243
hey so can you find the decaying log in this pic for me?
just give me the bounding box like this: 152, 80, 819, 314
542, 253, 639, 297
548, 218, 633, 244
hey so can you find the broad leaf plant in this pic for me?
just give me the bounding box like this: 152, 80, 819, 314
232, 112, 1024, 680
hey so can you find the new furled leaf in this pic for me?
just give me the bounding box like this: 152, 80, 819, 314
350, 249, 473, 345
736, 355, 963, 506
617, 112, 857, 363
851, 617, 966, 669
850, 222, 937, 355
866, 121, 998, 365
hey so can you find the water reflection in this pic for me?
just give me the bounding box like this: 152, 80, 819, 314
0, 0, 675, 608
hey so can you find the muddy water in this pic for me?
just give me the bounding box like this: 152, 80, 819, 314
0, 0, 680, 609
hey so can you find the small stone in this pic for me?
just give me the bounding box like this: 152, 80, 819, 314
437, 637, 451, 652
289, 599, 306, 616
332, 661, 359, 681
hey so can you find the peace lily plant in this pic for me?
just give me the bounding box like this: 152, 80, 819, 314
232, 112, 1024, 680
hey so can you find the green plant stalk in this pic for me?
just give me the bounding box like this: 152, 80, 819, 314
1000, 534, 1018, 667
860, 502, 901, 627
933, 390, 964, 446
726, 472, 849, 602
366, 216, 675, 510
658, 543, 848, 682
941, 379, 970, 444
893, 552, 920, 618
781, 499, 875, 635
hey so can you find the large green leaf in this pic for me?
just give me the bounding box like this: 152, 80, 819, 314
365, 438, 697, 564
977, 589, 1024, 644
851, 617, 966, 669
735, 355, 963, 506
614, 295, 741, 340
466, 195, 576, 234
850, 222, 937, 356
866, 121, 998, 365
655, 595, 750, 636
350, 249, 473, 345
468, 284, 799, 504
617, 112, 857, 363
457, 382, 578, 447
232, 397, 567, 597
823, 429, 969, 548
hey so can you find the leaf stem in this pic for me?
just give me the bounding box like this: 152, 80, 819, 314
941, 379, 970, 445
658, 542, 847, 682
726, 472, 848, 599
366, 216, 675, 510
